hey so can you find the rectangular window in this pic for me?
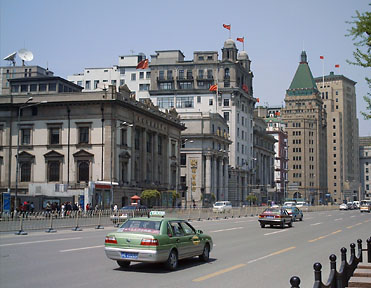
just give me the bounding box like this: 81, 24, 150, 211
180, 153, 186, 166
121, 129, 127, 146
159, 82, 173, 90
197, 96, 201, 103
167, 70, 173, 79
49, 127, 60, 145
48, 161, 60, 182
94, 80, 99, 89
158, 136, 162, 155
139, 84, 150, 91
224, 112, 229, 121
30, 84, 37, 92
85, 81, 91, 90
176, 96, 194, 108
198, 69, 204, 79
49, 83, 57, 91
20, 128, 31, 145
207, 70, 213, 79
139, 72, 144, 79
159, 70, 165, 80
120, 79, 125, 86
178, 70, 184, 79
179, 81, 193, 89
79, 127, 89, 144
39, 84, 47, 91
120, 68, 125, 75
131, 73, 136, 81
11, 85, 19, 93
21, 84, 28, 92
209, 99, 213, 105
146, 72, 151, 79
157, 97, 174, 108
224, 99, 229, 106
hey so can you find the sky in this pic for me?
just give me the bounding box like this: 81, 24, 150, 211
1, 0, 370, 136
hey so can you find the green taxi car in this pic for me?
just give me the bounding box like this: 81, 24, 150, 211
104, 213, 213, 270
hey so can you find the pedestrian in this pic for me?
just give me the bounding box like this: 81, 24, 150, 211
113, 204, 118, 212
30, 202, 34, 213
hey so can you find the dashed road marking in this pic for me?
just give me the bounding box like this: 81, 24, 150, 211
60, 245, 104, 252
210, 227, 244, 233
334, 218, 343, 221
264, 230, 288, 236
310, 222, 322, 226
0, 237, 82, 247
308, 230, 342, 243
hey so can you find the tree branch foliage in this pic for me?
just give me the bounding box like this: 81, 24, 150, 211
346, 6, 371, 119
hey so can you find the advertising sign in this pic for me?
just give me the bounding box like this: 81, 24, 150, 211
2, 193, 11, 213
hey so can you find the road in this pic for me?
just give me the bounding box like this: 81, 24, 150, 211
0, 209, 370, 288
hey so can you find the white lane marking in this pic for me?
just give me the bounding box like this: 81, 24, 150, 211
327, 215, 332, 217
305, 217, 313, 220
234, 220, 255, 223
351, 215, 356, 218
264, 230, 288, 236
334, 218, 343, 221
60, 245, 104, 252
310, 222, 322, 226
210, 227, 244, 233
0, 237, 82, 247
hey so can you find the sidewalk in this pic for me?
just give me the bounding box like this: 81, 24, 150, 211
348, 263, 371, 287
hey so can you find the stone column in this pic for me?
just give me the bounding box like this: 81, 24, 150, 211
130, 126, 136, 184
142, 128, 147, 184
153, 132, 158, 182
218, 157, 223, 201
213, 155, 217, 197
224, 158, 229, 200
205, 155, 212, 195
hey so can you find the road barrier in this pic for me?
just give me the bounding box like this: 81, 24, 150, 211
0, 205, 340, 234
290, 237, 371, 288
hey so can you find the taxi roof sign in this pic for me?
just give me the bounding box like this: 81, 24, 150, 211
149, 211, 165, 217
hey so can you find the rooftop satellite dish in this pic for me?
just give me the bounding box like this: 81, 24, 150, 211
4, 52, 17, 66
18, 49, 34, 65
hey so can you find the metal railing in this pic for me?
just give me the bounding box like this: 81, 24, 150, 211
290, 237, 371, 288
0, 205, 340, 234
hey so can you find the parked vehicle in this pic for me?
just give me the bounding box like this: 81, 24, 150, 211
258, 208, 293, 228
105, 212, 213, 270
212, 201, 232, 213
283, 201, 296, 207
283, 206, 303, 221
353, 201, 360, 209
346, 202, 354, 210
360, 200, 371, 213
339, 203, 348, 210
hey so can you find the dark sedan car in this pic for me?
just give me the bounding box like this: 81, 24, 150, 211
258, 208, 293, 228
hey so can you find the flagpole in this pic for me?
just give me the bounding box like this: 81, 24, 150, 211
243, 37, 245, 51
216, 66, 219, 113
322, 58, 325, 89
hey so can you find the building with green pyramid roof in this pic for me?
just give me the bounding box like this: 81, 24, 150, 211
282, 51, 328, 205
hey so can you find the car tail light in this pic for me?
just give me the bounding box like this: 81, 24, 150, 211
274, 215, 282, 218
141, 239, 159, 246
105, 236, 117, 244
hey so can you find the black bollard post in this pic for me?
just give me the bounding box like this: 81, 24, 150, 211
367, 237, 371, 263
357, 239, 363, 262
289, 276, 300, 288
313, 263, 322, 286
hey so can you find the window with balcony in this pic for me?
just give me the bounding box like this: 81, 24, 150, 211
179, 81, 193, 89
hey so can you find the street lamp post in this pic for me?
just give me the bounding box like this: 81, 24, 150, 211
14, 97, 47, 212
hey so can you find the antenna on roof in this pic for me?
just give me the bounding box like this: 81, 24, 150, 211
3, 52, 17, 66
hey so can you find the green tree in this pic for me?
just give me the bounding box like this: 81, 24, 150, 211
346, 7, 371, 119
141, 190, 160, 207
246, 194, 257, 206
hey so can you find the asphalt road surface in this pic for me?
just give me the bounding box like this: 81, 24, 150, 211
0, 210, 370, 288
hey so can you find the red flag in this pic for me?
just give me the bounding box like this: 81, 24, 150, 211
256, 98, 260, 103
223, 24, 231, 30
237, 37, 244, 43
320, 56, 324, 59
335, 64, 340, 68
136, 59, 149, 69
242, 84, 249, 93
209, 84, 218, 91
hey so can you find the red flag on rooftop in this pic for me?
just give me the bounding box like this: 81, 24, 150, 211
320, 56, 324, 59
242, 84, 249, 93
335, 64, 340, 68
223, 24, 231, 30
209, 84, 218, 91
237, 37, 244, 43
136, 59, 149, 69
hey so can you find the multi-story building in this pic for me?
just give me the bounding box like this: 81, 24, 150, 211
315, 72, 360, 202
0, 65, 53, 95
67, 54, 151, 101
0, 76, 184, 210
251, 114, 276, 204
179, 112, 231, 207
255, 106, 289, 203
149, 40, 256, 205
359, 136, 371, 199
282, 51, 328, 205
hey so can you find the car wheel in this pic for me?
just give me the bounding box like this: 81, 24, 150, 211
117, 260, 130, 268
300, 216, 303, 221
281, 221, 285, 229
199, 243, 210, 262
260, 223, 265, 228
166, 249, 178, 271
288, 220, 293, 228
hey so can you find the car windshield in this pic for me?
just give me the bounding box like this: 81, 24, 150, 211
119, 219, 161, 234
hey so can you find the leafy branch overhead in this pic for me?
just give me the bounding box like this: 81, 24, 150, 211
346, 6, 371, 120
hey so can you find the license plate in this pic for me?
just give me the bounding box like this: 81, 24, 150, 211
265, 216, 274, 219
121, 252, 138, 259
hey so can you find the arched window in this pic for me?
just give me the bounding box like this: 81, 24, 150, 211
48, 161, 60, 182
20, 162, 31, 182
78, 161, 89, 182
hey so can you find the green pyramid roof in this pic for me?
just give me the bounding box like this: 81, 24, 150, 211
287, 51, 318, 96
